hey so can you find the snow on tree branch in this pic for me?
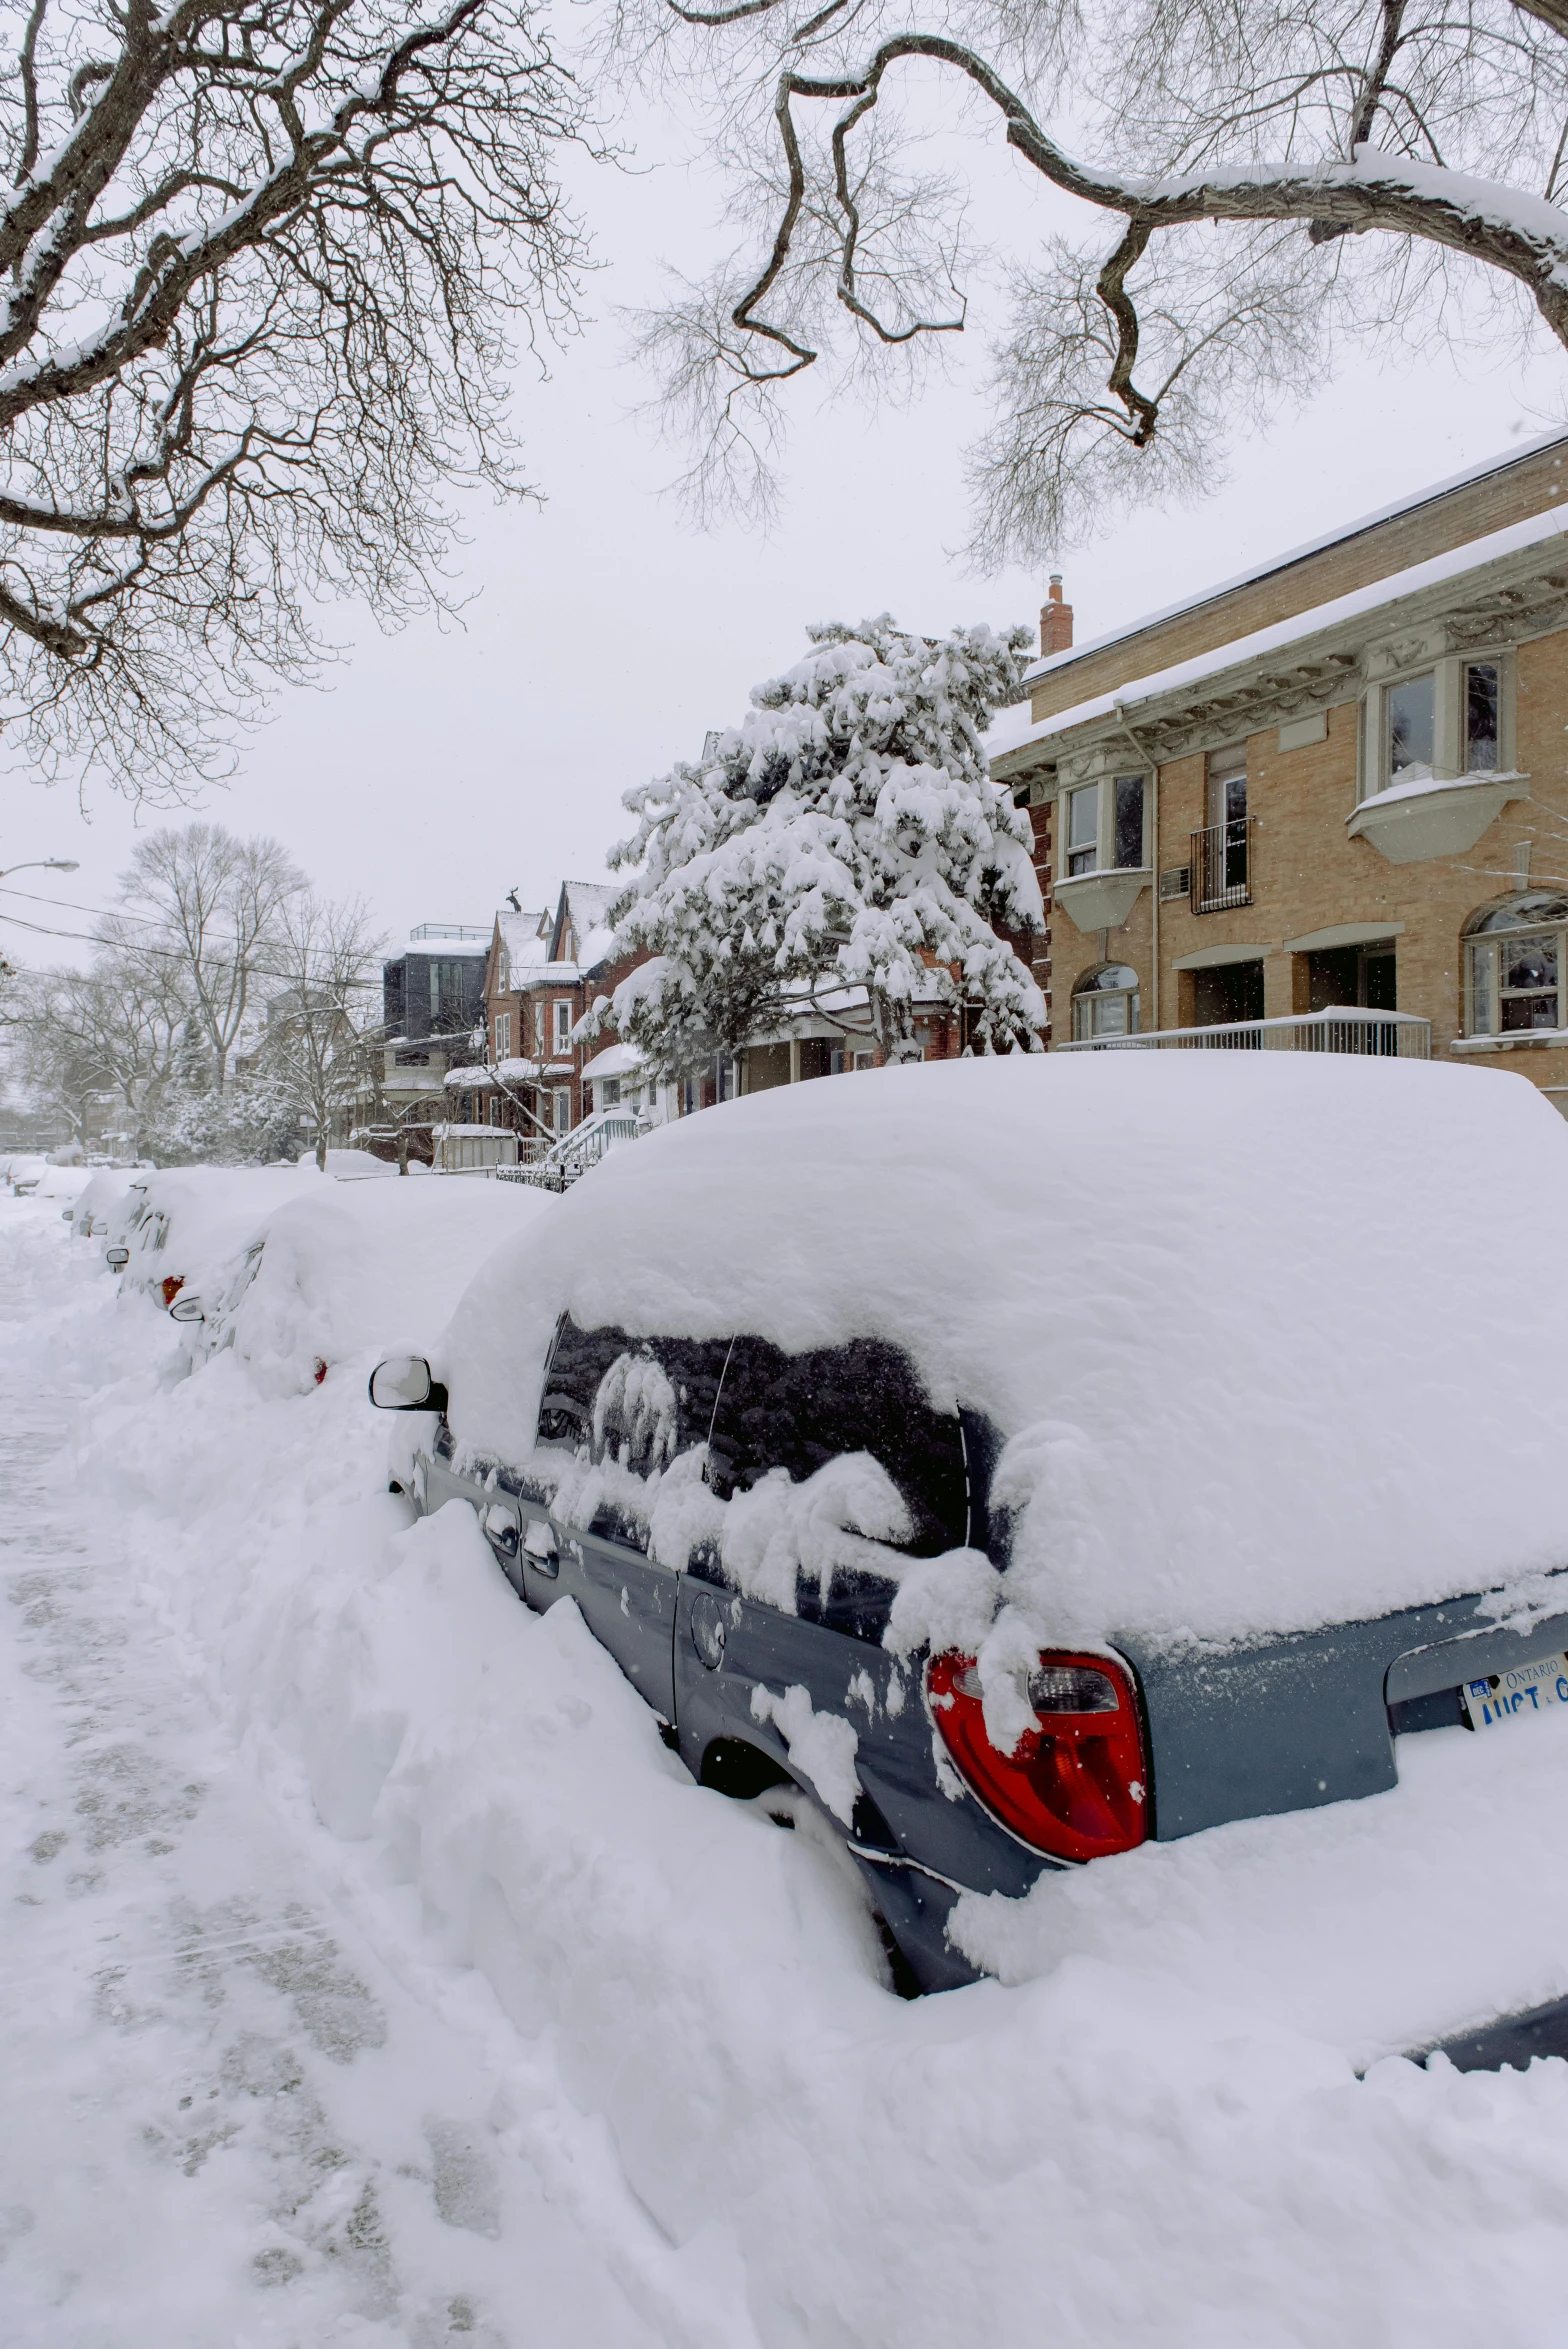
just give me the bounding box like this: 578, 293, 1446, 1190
597, 615, 1045, 1083
622, 0, 1568, 548
0, 0, 587, 795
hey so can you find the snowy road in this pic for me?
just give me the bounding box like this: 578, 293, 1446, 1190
0, 1209, 706, 2349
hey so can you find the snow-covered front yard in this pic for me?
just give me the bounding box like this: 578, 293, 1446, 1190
7, 1187, 1568, 2348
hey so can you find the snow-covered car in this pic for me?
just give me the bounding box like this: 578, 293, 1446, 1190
373, 1053, 1568, 2043
102, 1162, 555, 1384
63, 1166, 138, 1240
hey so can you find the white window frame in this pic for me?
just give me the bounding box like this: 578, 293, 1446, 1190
553, 1085, 573, 1133
493, 1011, 511, 1061
1362, 651, 1513, 800
1063, 774, 1148, 877
1465, 906, 1567, 1038
533, 1000, 547, 1056
552, 998, 572, 1052
1072, 963, 1141, 1040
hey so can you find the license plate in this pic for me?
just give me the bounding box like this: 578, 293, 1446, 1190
1462, 1652, 1568, 1730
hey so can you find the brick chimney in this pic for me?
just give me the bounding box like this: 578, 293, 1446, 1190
1040, 573, 1073, 658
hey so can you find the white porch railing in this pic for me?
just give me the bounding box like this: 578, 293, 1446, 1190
497, 1108, 644, 1191
1058, 1008, 1431, 1058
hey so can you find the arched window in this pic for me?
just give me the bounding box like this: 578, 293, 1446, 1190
1464, 894, 1568, 1037
1072, 963, 1140, 1041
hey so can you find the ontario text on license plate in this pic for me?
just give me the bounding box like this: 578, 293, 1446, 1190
1462, 1652, 1568, 1730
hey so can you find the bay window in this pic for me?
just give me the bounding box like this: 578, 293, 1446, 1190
1065, 775, 1147, 876
1368, 654, 1511, 796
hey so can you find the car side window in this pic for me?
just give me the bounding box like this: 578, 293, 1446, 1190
707, 1333, 970, 1558
533, 1316, 729, 1552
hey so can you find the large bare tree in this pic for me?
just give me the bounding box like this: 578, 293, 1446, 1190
0, 944, 186, 1145
0, 0, 584, 793
623, 0, 1568, 551
112, 820, 305, 1089
255, 886, 381, 1166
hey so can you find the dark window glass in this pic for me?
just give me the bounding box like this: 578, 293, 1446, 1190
1499, 932, 1559, 1031
1113, 775, 1145, 869
1466, 664, 1500, 773
535, 1316, 730, 1549
707, 1334, 969, 1557
1388, 675, 1434, 777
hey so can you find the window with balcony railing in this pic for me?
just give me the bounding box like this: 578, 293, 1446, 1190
1193, 741, 1252, 912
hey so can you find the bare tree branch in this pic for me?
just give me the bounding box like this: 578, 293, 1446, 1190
0, 0, 589, 795
625, 0, 1568, 548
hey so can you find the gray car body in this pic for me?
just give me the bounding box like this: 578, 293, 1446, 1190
400, 1361, 1568, 2046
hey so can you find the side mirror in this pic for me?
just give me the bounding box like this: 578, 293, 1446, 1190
168, 1295, 205, 1323
60, 1208, 73, 1222
369, 1354, 448, 1412
105, 1246, 130, 1269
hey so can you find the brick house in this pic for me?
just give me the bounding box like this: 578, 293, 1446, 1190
989, 433, 1568, 1113
447, 882, 670, 1145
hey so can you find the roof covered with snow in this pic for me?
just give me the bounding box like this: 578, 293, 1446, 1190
552, 879, 618, 973
494, 908, 550, 986
988, 502, 1568, 767
1018, 423, 1568, 691
439, 1053, 1568, 1651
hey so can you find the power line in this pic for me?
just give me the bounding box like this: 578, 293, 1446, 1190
0, 906, 383, 993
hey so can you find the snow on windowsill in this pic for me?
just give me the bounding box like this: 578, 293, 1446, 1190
1354, 768, 1527, 813
1450, 1027, 1568, 1053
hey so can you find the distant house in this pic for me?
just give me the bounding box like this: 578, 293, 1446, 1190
448, 882, 1008, 1139
445, 884, 667, 1147
354, 923, 490, 1164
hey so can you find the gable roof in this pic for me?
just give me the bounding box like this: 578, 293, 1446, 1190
550, 880, 618, 971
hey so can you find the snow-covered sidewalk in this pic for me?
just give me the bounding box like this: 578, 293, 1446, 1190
0, 1205, 716, 2349
9, 1193, 1568, 2348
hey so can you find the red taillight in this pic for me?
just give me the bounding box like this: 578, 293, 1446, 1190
927, 1648, 1148, 1864
161, 1274, 184, 1308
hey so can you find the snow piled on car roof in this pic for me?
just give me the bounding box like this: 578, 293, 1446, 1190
440, 1052, 1568, 1649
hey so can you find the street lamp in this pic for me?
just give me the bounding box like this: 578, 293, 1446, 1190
0, 857, 79, 879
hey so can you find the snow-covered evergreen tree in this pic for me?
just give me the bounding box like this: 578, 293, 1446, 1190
599, 617, 1045, 1080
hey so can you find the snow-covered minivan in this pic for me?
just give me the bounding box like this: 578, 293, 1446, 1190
373, 1053, 1568, 2055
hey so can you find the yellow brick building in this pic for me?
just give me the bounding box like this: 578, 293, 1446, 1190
991, 434, 1568, 1111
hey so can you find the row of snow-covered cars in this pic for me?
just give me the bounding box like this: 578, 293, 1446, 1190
64, 1153, 547, 1392
62, 1057, 1568, 2066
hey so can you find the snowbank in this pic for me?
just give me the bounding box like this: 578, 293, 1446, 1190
439, 1053, 1568, 1650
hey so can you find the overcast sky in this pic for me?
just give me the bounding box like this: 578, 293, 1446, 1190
0, 79, 1558, 969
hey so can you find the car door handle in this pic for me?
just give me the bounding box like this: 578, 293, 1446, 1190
523, 1518, 559, 1576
